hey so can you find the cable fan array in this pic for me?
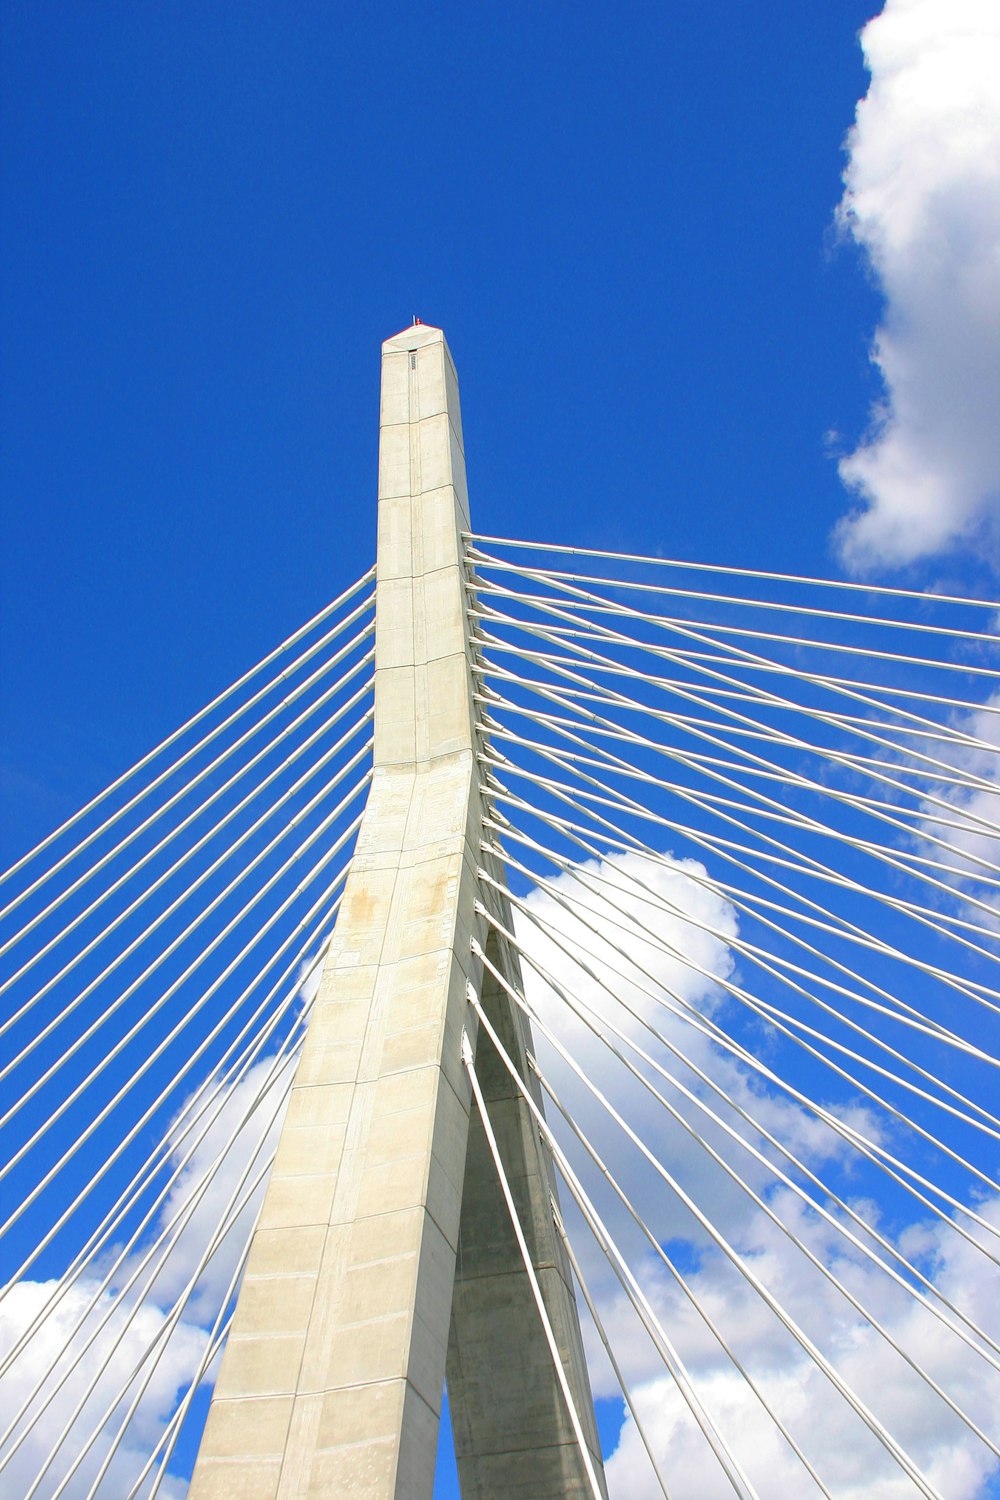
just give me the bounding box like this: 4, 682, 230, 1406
0, 570, 375, 1500
464, 536, 1000, 1500
0, 534, 998, 1499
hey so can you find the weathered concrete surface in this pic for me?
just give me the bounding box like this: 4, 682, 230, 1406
189, 324, 605, 1499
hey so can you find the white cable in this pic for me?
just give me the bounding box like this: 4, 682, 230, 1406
133, 1303, 238, 1500
471, 581, 1000, 880
22, 941, 310, 1494
128, 1258, 242, 1500
474, 574, 1000, 688
552, 1204, 674, 1499
0, 905, 328, 1427
478, 665, 1000, 910
482, 884, 1000, 1285
467, 987, 767, 1500
0, 788, 366, 1260
483, 808, 1000, 1141
480, 705, 1000, 1000
136, 1301, 236, 1500
473, 611, 1000, 916
479, 850, 1000, 1221
475, 599, 1000, 722
0, 734, 371, 1134
474, 865, 1000, 1252
0, 585, 375, 947
0, 566, 374, 896
0, 641, 374, 1005
0, 850, 347, 1300
0, 603, 375, 964
1, 691, 372, 1080
472, 554, 1000, 680
474, 952, 842, 1494
471, 553, 1000, 645
1, 999, 303, 1476
35, 1130, 281, 1500
465, 535, 1000, 611
0, 899, 335, 1459
476, 627, 1000, 784
0, 872, 339, 1373
478, 737, 1000, 1024
482, 784, 1000, 1140
76, 1104, 281, 1500
470, 582, 1000, 905
472, 615, 1000, 891
475, 627, 1000, 817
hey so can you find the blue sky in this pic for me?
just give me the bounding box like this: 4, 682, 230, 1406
3, 3, 1000, 1497
0, 0, 888, 866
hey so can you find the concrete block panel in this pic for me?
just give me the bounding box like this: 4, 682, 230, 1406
375, 576, 416, 669
311, 956, 377, 1010
413, 412, 458, 495
415, 340, 447, 422
244, 1226, 327, 1281
379, 350, 411, 428
377, 423, 413, 501
458, 1445, 600, 1500
272, 1121, 348, 1179
232, 1275, 317, 1338
312, 1379, 407, 1448
375, 496, 415, 581
414, 487, 468, 575
324, 863, 397, 966
354, 768, 415, 856
188, 1456, 283, 1500
419, 653, 478, 760
196, 1394, 294, 1460
256, 1172, 338, 1232
291, 1035, 366, 1088
389, 859, 464, 963
373, 665, 417, 765
273, 1382, 437, 1498
213, 1332, 306, 1400
442, 355, 464, 452
415, 566, 468, 663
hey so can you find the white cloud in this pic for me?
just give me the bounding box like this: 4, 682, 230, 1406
834, 0, 1000, 571
516, 850, 885, 1261
510, 847, 1000, 1498
603, 1195, 1000, 1500
0, 1276, 198, 1500
0, 1032, 299, 1497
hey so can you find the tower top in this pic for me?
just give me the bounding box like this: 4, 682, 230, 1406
383, 320, 448, 353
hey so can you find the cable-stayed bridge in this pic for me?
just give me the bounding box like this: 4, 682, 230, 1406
1, 324, 998, 1499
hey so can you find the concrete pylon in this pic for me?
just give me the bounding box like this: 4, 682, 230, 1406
189, 324, 606, 1498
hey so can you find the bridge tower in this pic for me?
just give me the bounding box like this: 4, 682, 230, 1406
189, 324, 607, 1498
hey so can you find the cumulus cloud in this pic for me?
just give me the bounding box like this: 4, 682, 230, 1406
0, 1277, 199, 1500
517, 850, 885, 1257
0, 1025, 300, 1497
602, 1195, 1000, 1500
510, 847, 1000, 1498
834, 0, 1000, 571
